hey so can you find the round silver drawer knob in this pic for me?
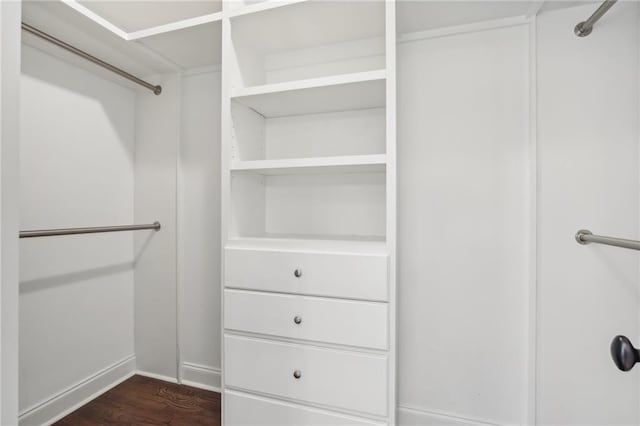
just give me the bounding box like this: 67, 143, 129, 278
294, 315, 302, 325
294, 269, 302, 278
293, 370, 302, 379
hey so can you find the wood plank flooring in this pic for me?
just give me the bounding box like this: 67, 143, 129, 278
54, 375, 221, 425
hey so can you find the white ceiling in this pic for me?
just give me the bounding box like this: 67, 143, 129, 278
77, 0, 222, 32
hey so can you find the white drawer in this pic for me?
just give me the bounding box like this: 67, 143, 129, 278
225, 390, 384, 426
224, 248, 388, 301
224, 335, 388, 417
224, 289, 388, 349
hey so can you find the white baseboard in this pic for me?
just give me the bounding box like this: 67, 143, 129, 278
180, 362, 221, 392
19, 355, 136, 426
135, 369, 178, 384
397, 405, 499, 426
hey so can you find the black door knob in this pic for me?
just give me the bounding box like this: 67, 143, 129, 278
611, 335, 640, 371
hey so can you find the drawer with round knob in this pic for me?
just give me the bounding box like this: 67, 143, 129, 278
224, 245, 388, 301
224, 390, 384, 426
224, 334, 388, 417
224, 289, 388, 349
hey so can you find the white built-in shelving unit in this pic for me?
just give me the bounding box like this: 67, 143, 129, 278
221, 0, 396, 424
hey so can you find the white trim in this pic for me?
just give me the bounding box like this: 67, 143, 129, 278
526, 16, 539, 426
135, 369, 179, 384
637, 6, 640, 426
128, 12, 223, 41
61, 0, 130, 40
1, 2, 21, 424
183, 64, 222, 77
385, 1, 397, 424
226, 0, 308, 19
398, 15, 530, 44
62, 0, 223, 43
18, 355, 136, 426
526, 1, 546, 18
397, 405, 500, 426
181, 363, 222, 392
175, 70, 184, 385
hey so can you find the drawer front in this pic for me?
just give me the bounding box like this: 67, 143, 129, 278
225, 390, 383, 426
224, 289, 388, 349
224, 248, 388, 301
224, 335, 388, 417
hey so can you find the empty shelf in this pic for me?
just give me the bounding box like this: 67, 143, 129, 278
231, 154, 387, 175
231, 70, 386, 118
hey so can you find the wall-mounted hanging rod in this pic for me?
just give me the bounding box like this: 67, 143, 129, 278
575, 229, 640, 251
21, 22, 162, 95
574, 0, 617, 37
20, 222, 161, 239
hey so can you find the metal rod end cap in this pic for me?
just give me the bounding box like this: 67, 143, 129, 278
574, 22, 593, 37
153, 221, 161, 231
153, 86, 162, 95
576, 229, 592, 244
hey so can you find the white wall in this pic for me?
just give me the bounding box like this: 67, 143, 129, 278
0, 1, 21, 425
397, 24, 530, 425
179, 69, 222, 389
396, 3, 640, 426
19, 45, 136, 424
536, 3, 639, 425
134, 73, 179, 381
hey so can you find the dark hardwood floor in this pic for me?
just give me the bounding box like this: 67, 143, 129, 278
54, 375, 221, 425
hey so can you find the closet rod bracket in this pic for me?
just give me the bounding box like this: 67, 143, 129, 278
575, 229, 593, 245
574, 0, 618, 37
575, 228, 640, 251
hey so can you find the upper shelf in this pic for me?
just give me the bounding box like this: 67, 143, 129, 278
396, 1, 597, 37
232, 70, 386, 118
22, 1, 175, 84
23, 0, 585, 82
77, 0, 222, 33
22, 0, 223, 77
397, 1, 533, 36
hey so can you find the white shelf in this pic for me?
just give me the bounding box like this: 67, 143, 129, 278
225, 236, 388, 256
74, 0, 221, 33
232, 70, 386, 117
22, 1, 176, 80
135, 20, 222, 69
231, 154, 386, 175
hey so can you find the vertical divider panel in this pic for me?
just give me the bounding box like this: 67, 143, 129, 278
385, 1, 397, 423
0, 1, 21, 423
220, 6, 232, 425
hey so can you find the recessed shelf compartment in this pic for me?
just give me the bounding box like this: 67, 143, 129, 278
231, 154, 386, 175
231, 171, 386, 241
231, 70, 386, 118
229, 0, 385, 87
232, 96, 386, 162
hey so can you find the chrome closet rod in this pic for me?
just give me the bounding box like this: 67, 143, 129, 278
21, 22, 162, 95
575, 229, 640, 251
20, 222, 161, 238
575, 0, 618, 37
